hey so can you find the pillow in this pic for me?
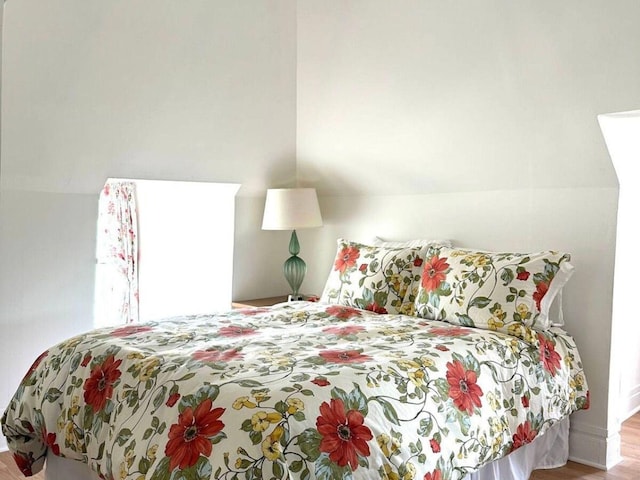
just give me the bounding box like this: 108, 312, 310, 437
413, 246, 574, 333
321, 239, 426, 315
372, 236, 453, 248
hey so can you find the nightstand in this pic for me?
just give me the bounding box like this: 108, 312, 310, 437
231, 296, 289, 309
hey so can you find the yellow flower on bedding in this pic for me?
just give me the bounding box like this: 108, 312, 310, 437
471, 254, 490, 268
232, 396, 256, 410
508, 323, 525, 338
290, 311, 309, 323
377, 433, 400, 458
389, 274, 407, 297
396, 359, 420, 371
486, 392, 500, 411
403, 462, 416, 480
398, 302, 415, 316
69, 395, 80, 416
508, 338, 520, 353
286, 397, 305, 414
418, 356, 435, 368
492, 434, 503, 455
408, 369, 426, 387
139, 357, 160, 381
252, 389, 271, 403
381, 327, 412, 340
251, 411, 282, 432
516, 303, 529, 318
487, 317, 504, 331
381, 463, 400, 480
564, 351, 575, 367
125, 448, 135, 468
261, 426, 284, 461
60, 337, 82, 349
64, 421, 76, 446
147, 444, 158, 462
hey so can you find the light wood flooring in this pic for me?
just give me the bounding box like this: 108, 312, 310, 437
1, 413, 638, 480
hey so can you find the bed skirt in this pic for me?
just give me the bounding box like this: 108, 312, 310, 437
43, 418, 569, 480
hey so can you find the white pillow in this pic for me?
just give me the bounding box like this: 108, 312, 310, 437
372, 236, 452, 248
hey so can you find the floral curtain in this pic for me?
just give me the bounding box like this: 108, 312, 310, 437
94, 180, 139, 326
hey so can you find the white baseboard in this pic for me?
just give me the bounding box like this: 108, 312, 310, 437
622, 384, 640, 420
569, 420, 622, 470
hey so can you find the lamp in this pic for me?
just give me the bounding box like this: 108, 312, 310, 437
262, 188, 323, 301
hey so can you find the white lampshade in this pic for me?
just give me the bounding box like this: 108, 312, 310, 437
262, 188, 323, 230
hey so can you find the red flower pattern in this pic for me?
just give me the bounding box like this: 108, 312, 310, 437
192, 349, 243, 363
235, 307, 269, 316
538, 333, 561, 376
364, 302, 388, 314
326, 305, 363, 320
83, 354, 122, 412
111, 325, 153, 337
446, 360, 483, 415
43, 430, 60, 456
323, 325, 365, 336
166, 393, 181, 407
165, 398, 225, 471
81, 354, 92, 367
421, 256, 450, 292
13, 452, 34, 476
517, 270, 530, 281
423, 470, 442, 480
316, 398, 372, 470
533, 281, 549, 311
429, 438, 440, 453
21, 350, 48, 383
510, 421, 537, 452
311, 377, 331, 387
319, 349, 372, 364
218, 326, 257, 337
334, 246, 360, 274
429, 326, 472, 337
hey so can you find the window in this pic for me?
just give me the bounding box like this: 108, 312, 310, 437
94, 179, 240, 326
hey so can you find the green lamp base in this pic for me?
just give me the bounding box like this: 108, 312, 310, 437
283, 230, 307, 299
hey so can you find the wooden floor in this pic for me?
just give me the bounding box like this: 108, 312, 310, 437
1, 413, 638, 479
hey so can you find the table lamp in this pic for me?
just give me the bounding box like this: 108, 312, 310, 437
262, 188, 323, 301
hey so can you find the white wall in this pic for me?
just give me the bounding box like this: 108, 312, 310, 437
599, 111, 640, 422
0, 0, 296, 451
296, 0, 640, 469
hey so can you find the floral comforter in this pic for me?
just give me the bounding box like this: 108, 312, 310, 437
2, 302, 589, 480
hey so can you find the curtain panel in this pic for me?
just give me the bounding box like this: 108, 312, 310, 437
94, 180, 139, 326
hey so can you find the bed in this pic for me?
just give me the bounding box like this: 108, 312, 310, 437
1, 241, 589, 480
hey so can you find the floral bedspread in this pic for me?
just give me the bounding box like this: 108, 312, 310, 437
1, 302, 589, 480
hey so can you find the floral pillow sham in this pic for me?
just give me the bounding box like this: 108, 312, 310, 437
414, 245, 574, 333
320, 239, 426, 315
